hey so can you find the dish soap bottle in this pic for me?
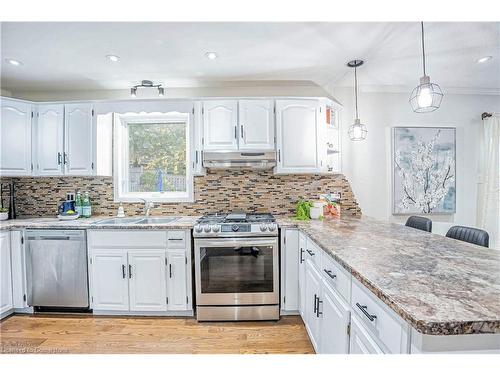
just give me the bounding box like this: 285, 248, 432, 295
82, 192, 92, 218
75, 191, 83, 217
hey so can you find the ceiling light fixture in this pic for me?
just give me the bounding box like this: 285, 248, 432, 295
130, 80, 165, 98
477, 56, 492, 63
106, 54, 120, 62
205, 52, 218, 60
347, 59, 367, 141
409, 22, 443, 113
5, 58, 23, 66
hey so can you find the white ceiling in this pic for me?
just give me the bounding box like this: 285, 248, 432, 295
1, 22, 499, 93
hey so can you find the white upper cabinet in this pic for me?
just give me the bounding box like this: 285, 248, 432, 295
202, 100, 238, 150
64, 103, 94, 175
238, 100, 275, 150
35, 104, 64, 176
128, 250, 168, 312
0, 98, 32, 176
275, 100, 320, 174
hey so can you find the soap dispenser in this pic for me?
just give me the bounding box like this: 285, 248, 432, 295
116, 202, 125, 218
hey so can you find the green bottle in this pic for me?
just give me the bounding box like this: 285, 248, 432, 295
75, 191, 83, 217
82, 192, 92, 218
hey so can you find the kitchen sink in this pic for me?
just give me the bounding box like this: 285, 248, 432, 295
135, 217, 180, 224
91, 217, 144, 225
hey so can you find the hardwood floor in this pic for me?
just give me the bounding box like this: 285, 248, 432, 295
0, 314, 314, 354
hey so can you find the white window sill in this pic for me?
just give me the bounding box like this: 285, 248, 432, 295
114, 193, 194, 203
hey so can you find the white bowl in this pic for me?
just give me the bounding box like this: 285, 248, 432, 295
0, 212, 8, 221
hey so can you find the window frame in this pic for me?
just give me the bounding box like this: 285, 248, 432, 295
113, 112, 194, 203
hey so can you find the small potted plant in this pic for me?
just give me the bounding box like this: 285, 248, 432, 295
0, 206, 8, 221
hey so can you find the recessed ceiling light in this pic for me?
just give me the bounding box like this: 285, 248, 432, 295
5, 58, 23, 66
106, 54, 120, 62
205, 52, 218, 60
477, 56, 493, 63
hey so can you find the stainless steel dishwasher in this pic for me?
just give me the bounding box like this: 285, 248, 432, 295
26, 230, 89, 310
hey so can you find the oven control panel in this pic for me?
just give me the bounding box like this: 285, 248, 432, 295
193, 223, 278, 237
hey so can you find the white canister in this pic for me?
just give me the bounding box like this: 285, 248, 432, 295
310, 207, 322, 220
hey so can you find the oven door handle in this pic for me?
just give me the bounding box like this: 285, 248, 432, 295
195, 238, 277, 248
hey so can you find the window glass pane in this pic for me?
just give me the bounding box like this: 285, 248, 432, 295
128, 122, 186, 193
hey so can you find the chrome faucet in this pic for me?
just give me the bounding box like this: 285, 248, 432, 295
139, 199, 155, 217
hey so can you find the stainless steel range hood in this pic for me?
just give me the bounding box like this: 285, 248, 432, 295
203, 150, 276, 169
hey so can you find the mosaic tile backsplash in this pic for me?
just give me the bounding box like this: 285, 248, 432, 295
0, 170, 361, 217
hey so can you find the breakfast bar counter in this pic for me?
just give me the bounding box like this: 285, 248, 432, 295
277, 216, 500, 336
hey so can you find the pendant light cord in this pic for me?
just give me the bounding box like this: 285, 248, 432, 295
354, 65, 359, 118
421, 21, 426, 76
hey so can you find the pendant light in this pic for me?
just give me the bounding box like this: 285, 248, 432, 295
347, 59, 367, 141
409, 22, 443, 112
130, 80, 165, 98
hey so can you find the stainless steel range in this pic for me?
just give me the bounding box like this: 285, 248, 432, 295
193, 212, 279, 321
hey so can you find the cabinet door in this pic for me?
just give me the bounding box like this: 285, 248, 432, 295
167, 251, 188, 311
128, 250, 167, 311
64, 103, 93, 175
0, 99, 32, 176
298, 232, 307, 318
36, 104, 64, 175
319, 282, 350, 354
304, 260, 322, 351
349, 315, 384, 354
282, 229, 299, 311
193, 101, 205, 176
275, 100, 320, 174
238, 100, 275, 150
90, 249, 129, 311
202, 100, 238, 150
0, 232, 13, 316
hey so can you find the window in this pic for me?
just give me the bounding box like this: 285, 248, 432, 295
114, 113, 193, 202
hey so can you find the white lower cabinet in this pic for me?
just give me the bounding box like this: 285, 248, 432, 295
129, 250, 167, 311
91, 249, 129, 311
319, 281, 350, 354
166, 251, 188, 311
88, 230, 192, 315
349, 315, 384, 354
281, 229, 299, 312
298, 232, 307, 319
0, 231, 14, 318
304, 259, 322, 351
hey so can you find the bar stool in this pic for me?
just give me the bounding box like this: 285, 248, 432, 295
445, 226, 489, 247
405, 216, 432, 232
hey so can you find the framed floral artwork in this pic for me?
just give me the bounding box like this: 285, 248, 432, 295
392, 127, 456, 214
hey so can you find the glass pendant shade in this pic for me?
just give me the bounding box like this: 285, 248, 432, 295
348, 118, 367, 141
409, 75, 443, 113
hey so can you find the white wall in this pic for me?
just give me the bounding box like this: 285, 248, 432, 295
325, 86, 500, 237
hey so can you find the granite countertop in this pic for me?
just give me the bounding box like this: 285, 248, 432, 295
277, 216, 500, 336
0, 215, 199, 230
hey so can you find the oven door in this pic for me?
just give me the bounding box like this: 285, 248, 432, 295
194, 237, 279, 306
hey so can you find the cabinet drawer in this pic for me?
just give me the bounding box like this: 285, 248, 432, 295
351, 279, 409, 354
321, 252, 351, 303
167, 230, 187, 249
89, 230, 167, 248
305, 237, 321, 270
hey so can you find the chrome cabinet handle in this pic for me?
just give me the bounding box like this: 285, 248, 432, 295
128, 264, 132, 278
277, 149, 281, 162
240, 125, 244, 138
169, 264, 172, 278
299, 248, 304, 264
356, 303, 377, 321
63, 152, 68, 165
313, 294, 318, 314
195, 150, 198, 164
122, 265, 126, 279
316, 299, 323, 317
234, 126, 237, 139
306, 249, 315, 256
168, 238, 183, 241
324, 269, 336, 279
57, 152, 62, 165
